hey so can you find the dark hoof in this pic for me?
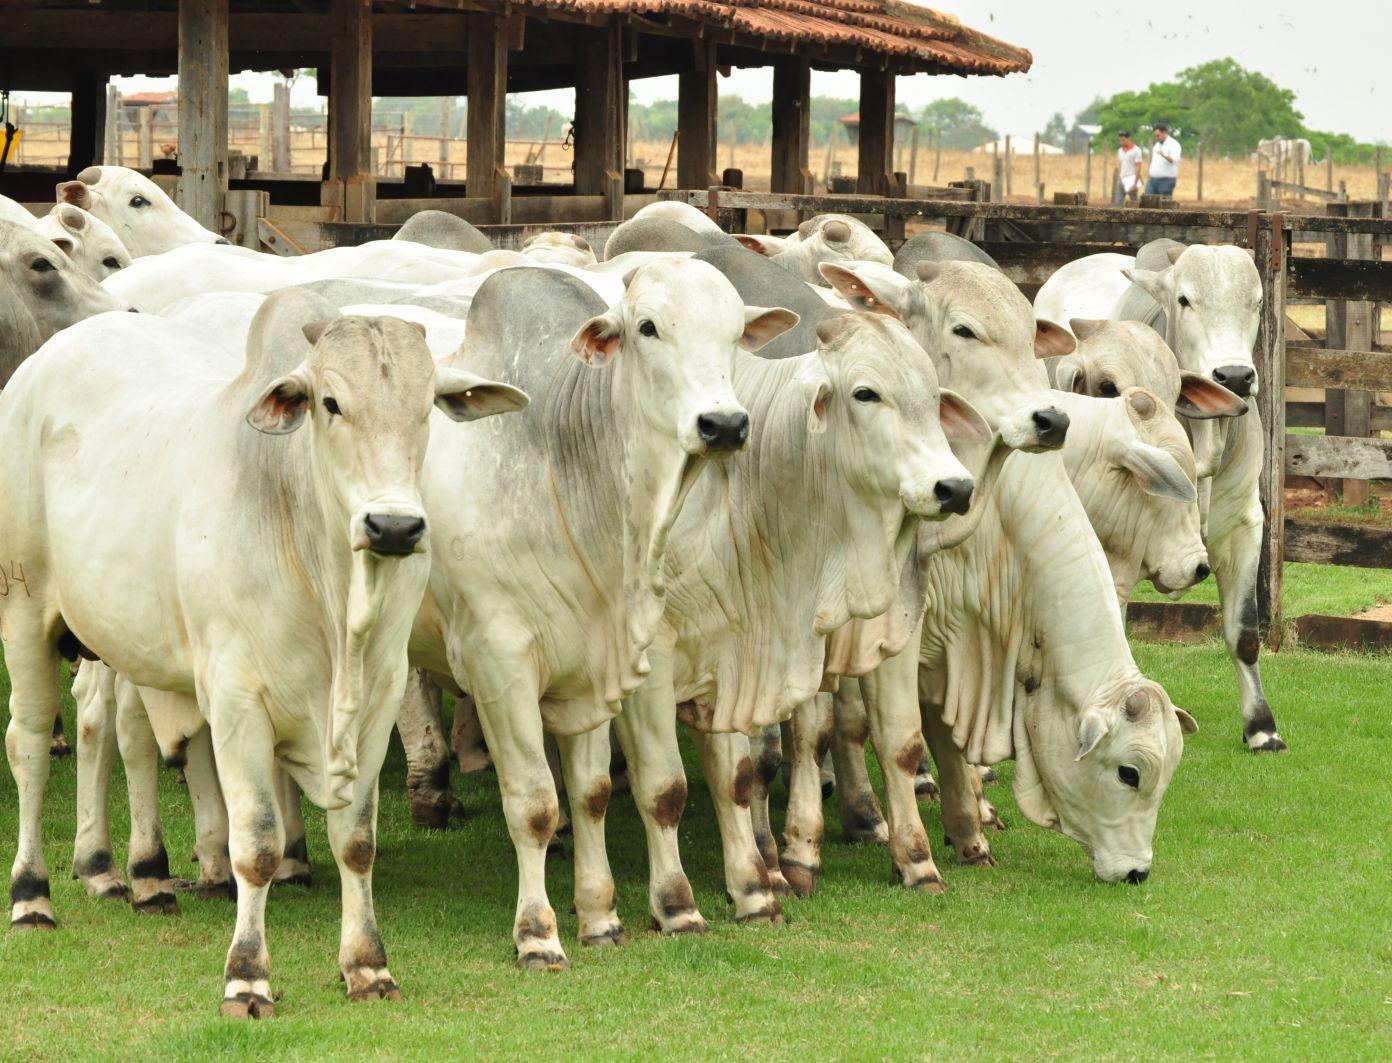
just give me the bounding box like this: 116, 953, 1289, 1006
220, 992, 275, 1019
516, 950, 570, 972
171, 877, 198, 893
546, 838, 567, 860
94, 881, 132, 902
409, 791, 466, 830
650, 914, 710, 936
276, 873, 312, 888
979, 766, 998, 785
132, 892, 179, 916
820, 780, 835, 801
10, 912, 57, 930
984, 807, 1008, 832
347, 979, 402, 1002
955, 844, 997, 868
49, 736, 72, 759
196, 879, 237, 901
914, 775, 939, 799
734, 902, 783, 925
1249, 734, 1288, 753
906, 874, 947, 894
580, 925, 626, 948
780, 859, 819, 899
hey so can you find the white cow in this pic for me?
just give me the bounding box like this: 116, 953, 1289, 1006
35, 204, 132, 281
521, 231, 598, 267
0, 292, 527, 1015
0, 194, 38, 230
736, 215, 894, 286
629, 200, 727, 236
56, 165, 227, 255
1256, 137, 1313, 170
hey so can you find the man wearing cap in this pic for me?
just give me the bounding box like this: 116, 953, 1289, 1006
1114, 130, 1143, 205
1145, 123, 1181, 198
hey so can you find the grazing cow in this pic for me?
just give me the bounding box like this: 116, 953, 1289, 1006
0, 292, 527, 1016
56, 165, 227, 255
1256, 137, 1313, 170
0, 194, 38, 230
35, 204, 131, 281
735, 215, 893, 286
521, 231, 598, 267
392, 209, 494, 253
1, 220, 131, 387
403, 261, 782, 970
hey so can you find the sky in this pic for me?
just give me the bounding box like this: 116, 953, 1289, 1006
12, 0, 1386, 144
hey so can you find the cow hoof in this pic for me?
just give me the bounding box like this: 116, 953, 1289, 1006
978, 766, 998, 785
954, 843, 997, 868
820, 780, 835, 801
196, 878, 237, 901
1247, 731, 1288, 753
516, 948, 570, 972
409, 789, 466, 830
545, 838, 568, 860
220, 992, 275, 1020
345, 967, 403, 1002
766, 868, 792, 897
80, 873, 131, 902
734, 901, 783, 925
984, 806, 1008, 832
49, 734, 72, 758
580, 924, 626, 948
455, 747, 493, 775
906, 873, 947, 894
132, 892, 179, 916
779, 859, 819, 899
10, 910, 57, 931
651, 911, 709, 936
914, 773, 939, 799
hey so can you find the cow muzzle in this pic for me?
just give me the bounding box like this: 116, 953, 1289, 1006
1211, 364, 1256, 398
359, 512, 428, 557
694, 410, 751, 454
1030, 408, 1070, 448
932, 477, 974, 516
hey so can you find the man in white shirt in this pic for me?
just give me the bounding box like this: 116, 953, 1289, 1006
1114, 130, 1143, 204
1145, 123, 1181, 198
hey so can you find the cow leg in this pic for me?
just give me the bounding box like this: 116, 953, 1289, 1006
115, 683, 179, 916
860, 632, 944, 893
5, 622, 63, 929
747, 723, 783, 886
554, 725, 623, 946
830, 682, 889, 846
398, 669, 464, 828
211, 699, 282, 1018
50, 714, 71, 758
273, 768, 312, 886
450, 693, 492, 774
777, 695, 832, 898
71, 661, 129, 901
690, 730, 780, 923
921, 703, 994, 867
544, 733, 571, 843
183, 725, 234, 899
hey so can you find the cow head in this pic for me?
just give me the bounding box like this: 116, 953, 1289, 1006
820, 259, 1073, 452
521, 231, 597, 267
737, 214, 893, 286
56, 166, 227, 257
35, 204, 132, 282
1017, 674, 1196, 884
0, 220, 133, 388
1123, 244, 1263, 398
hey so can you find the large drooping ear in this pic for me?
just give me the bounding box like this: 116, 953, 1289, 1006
795, 361, 834, 434
302, 319, 334, 347
247, 367, 312, 434
1052, 356, 1085, 394
1177, 372, 1248, 419
938, 388, 992, 443
734, 234, 788, 257
1114, 438, 1197, 503
1166, 245, 1188, 266
432, 365, 531, 422
1035, 319, 1076, 358
819, 262, 912, 320
55, 180, 91, 209
1068, 317, 1106, 341
1075, 707, 1114, 761
1122, 267, 1169, 303
1173, 706, 1199, 734
569, 311, 623, 367
739, 306, 800, 351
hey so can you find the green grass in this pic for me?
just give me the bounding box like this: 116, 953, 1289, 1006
1, 643, 1391, 1058
1133, 560, 1392, 618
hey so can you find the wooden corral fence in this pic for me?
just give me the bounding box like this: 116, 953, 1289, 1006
658, 187, 1392, 651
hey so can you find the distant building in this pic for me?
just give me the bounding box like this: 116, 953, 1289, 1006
838, 112, 919, 147
1065, 123, 1102, 155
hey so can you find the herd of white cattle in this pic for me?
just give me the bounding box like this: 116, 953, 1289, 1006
1, 166, 1285, 1018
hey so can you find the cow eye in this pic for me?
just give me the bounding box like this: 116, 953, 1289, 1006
130, 195, 149, 208
1177, 295, 1191, 308
30, 258, 56, 273
1118, 765, 1141, 790
323, 396, 341, 416
102, 257, 122, 270
852, 387, 882, 404
952, 324, 977, 340
638, 320, 658, 338
1098, 379, 1119, 397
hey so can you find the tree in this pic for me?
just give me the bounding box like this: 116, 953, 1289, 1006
915, 97, 996, 150
1041, 111, 1068, 148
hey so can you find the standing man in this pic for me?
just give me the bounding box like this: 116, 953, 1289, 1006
1115, 130, 1143, 205
1145, 123, 1181, 198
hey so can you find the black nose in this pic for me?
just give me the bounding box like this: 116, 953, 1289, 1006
364, 514, 426, 556
127, 306, 140, 313
696, 411, 750, 452
1125, 868, 1150, 885
1031, 408, 1070, 447
934, 478, 974, 515
1195, 562, 1211, 582
1211, 365, 1255, 397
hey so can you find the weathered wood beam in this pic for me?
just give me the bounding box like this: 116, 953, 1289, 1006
466, 12, 508, 203
677, 41, 718, 190
856, 70, 894, 196
1284, 518, 1392, 569
574, 23, 623, 207
176, 0, 228, 231
770, 56, 811, 195
1285, 433, 1392, 480
1253, 217, 1286, 645
1289, 258, 1392, 302
1286, 346, 1392, 392
325, 0, 374, 222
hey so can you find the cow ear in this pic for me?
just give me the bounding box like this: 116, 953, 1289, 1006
569, 311, 622, 367
247, 368, 312, 435
1177, 372, 1248, 419
1068, 317, 1106, 341
1114, 439, 1197, 503
302, 319, 334, 347
1166, 245, 1187, 266
1035, 319, 1075, 358
1122, 267, 1169, 303
734, 234, 787, 257
1075, 708, 1113, 761
821, 219, 852, 244
433, 365, 530, 422
1053, 356, 1085, 394
49, 236, 76, 260
739, 306, 799, 352
938, 389, 992, 443
57, 205, 87, 231
819, 263, 910, 320
1173, 706, 1199, 735
55, 180, 91, 209
796, 363, 834, 434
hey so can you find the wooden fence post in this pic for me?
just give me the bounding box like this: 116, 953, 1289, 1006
272, 81, 291, 174
103, 84, 121, 165
1033, 131, 1041, 189
1196, 140, 1204, 202
1326, 150, 1333, 192
1004, 135, 1011, 196
1253, 212, 1287, 646
138, 107, 153, 169
1084, 142, 1092, 203
1324, 200, 1375, 506
908, 125, 919, 187
932, 127, 942, 183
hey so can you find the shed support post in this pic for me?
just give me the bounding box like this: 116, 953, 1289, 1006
323, 0, 374, 223
1253, 214, 1288, 648
856, 70, 894, 196
770, 56, 811, 194
68, 72, 107, 178
1324, 200, 1375, 506
575, 23, 624, 216
176, 0, 228, 231
677, 41, 718, 190
467, 12, 508, 206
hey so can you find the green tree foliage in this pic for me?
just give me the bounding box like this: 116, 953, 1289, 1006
1041, 111, 1068, 148
914, 97, 996, 149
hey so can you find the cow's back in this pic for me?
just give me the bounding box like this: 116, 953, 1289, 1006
695, 243, 840, 359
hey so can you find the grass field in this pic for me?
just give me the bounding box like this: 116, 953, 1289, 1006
1, 634, 1390, 1057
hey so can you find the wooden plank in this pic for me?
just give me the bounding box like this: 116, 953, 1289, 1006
1283, 518, 1392, 568
574, 24, 623, 205
770, 56, 811, 196
1254, 216, 1287, 646
465, 12, 507, 204
981, 241, 1139, 285
324, 0, 374, 223
1285, 434, 1392, 479
1124, 602, 1221, 644
67, 72, 106, 177
175, 0, 229, 231
856, 70, 895, 197
1293, 615, 1392, 652
1285, 346, 1392, 390
677, 43, 718, 192
1289, 258, 1392, 301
